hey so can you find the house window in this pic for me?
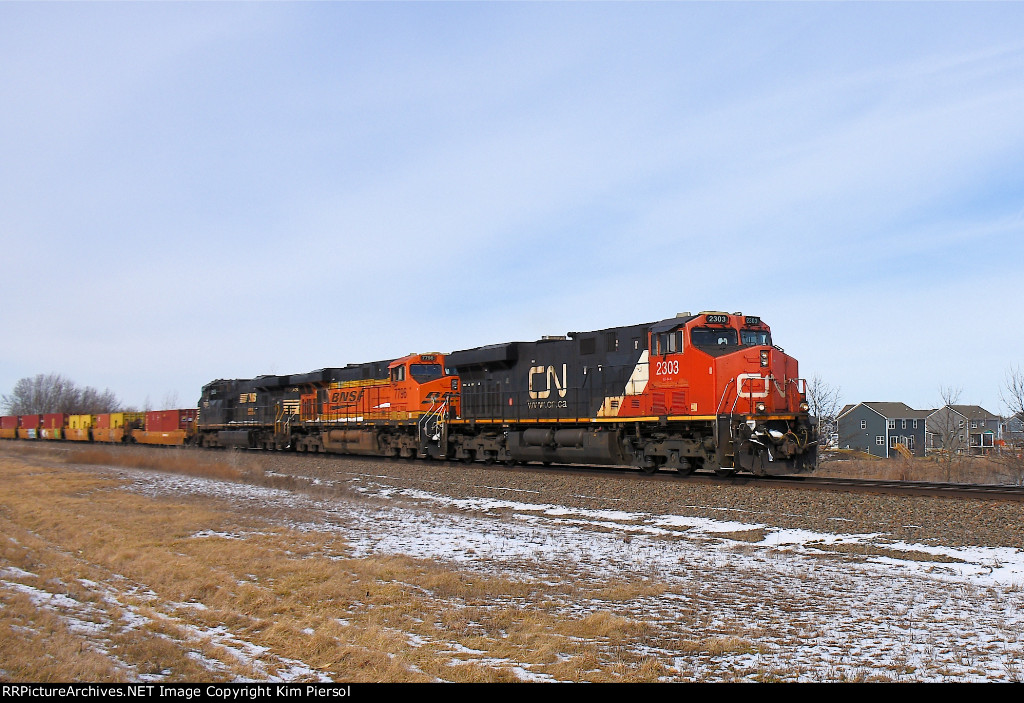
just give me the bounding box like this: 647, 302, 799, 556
876, 436, 884, 445
907, 436, 915, 450
889, 436, 898, 448
902, 419, 907, 429
913, 419, 918, 429
959, 420, 965, 428
887, 419, 895, 429
971, 421, 978, 429
860, 420, 867, 430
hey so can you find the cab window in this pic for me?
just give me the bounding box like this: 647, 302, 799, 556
654, 330, 683, 355
409, 363, 442, 382
391, 365, 406, 382
691, 328, 738, 347
740, 329, 771, 346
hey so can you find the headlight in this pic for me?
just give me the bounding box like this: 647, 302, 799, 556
799, 401, 809, 412
760, 350, 769, 367
756, 402, 766, 413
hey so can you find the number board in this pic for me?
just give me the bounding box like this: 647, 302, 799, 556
744, 316, 761, 326
705, 314, 729, 324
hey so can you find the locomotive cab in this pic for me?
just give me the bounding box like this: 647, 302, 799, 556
386, 354, 459, 417
662, 311, 814, 474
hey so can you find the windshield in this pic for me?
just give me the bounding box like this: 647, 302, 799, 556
691, 328, 738, 347
409, 363, 443, 382
741, 329, 771, 346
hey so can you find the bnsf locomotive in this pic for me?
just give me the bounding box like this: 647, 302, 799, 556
192, 311, 817, 476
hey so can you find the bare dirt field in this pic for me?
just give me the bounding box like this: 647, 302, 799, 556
2, 442, 1024, 682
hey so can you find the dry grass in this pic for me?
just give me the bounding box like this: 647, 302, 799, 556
817, 452, 1024, 485
0, 447, 697, 682
808, 543, 965, 563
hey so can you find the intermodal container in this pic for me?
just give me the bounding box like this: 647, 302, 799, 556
40, 413, 68, 440
69, 414, 95, 430
18, 415, 41, 440
93, 412, 146, 442
0, 416, 17, 439
133, 409, 197, 446
66, 414, 95, 441
113, 412, 146, 429
145, 409, 197, 432
42, 413, 67, 429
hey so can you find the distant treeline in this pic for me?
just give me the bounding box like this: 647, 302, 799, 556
1, 373, 124, 415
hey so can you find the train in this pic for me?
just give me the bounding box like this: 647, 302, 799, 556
0, 311, 817, 476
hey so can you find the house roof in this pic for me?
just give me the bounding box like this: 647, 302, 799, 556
838, 402, 930, 420
949, 404, 1000, 421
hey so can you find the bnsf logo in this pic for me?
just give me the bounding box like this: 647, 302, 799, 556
329, 389, 364, 404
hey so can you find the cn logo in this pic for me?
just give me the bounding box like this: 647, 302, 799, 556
529, 364, 567, 399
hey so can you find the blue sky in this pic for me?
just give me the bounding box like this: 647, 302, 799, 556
2, 2, 1023, 413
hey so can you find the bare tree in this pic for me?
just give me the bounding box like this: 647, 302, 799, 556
1, 373, 122, 415
1002, 366, 1024, 424
931, 385, 967, 482
805, 374, 842, 467
996, 366, 1024, 484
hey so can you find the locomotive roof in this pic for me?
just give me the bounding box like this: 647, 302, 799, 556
647, 315, 697, 335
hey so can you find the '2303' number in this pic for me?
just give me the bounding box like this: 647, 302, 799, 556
656, 360, 679, 375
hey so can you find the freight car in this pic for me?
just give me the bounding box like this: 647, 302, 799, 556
191, 312, 817, 476
0, 410, 195, 446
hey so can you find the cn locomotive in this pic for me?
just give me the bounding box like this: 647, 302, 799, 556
192, 311, 817, 476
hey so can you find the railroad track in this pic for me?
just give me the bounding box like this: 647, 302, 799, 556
6, 439, 1024, 502
461, 459, 1024, 501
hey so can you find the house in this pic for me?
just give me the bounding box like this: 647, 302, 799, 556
999, 413, 1024, 449
837, 402, 929, 458
925, 405, 1002, 456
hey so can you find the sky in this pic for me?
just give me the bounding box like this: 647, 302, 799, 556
1, 2, 1023, 413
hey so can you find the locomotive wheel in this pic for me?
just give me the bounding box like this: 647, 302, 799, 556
633, 449, 659, 474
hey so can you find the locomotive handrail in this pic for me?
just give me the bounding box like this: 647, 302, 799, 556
421, 397, 449, 442
716, 378, 735, 415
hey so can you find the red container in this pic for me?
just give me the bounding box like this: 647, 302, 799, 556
95, 413, 111, 429
1, 416, 17, 430
20, 415, 41, 428
145, 409, 197, 432
42, 413, 68, 430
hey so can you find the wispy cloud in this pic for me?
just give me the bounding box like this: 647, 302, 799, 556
1, 3, 1022, 410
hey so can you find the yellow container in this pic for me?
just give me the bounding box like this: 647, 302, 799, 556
69, 414, 95, 430
110, 412, 145, 429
